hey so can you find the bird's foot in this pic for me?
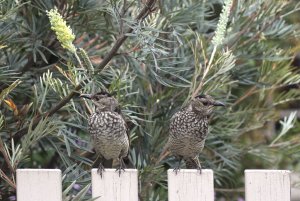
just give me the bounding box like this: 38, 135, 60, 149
173, 166, 181, 175
173, 157, 182, 175
196, 163, 202, 174
115, 166, 125, 177
115, 158, 126, 177
197, 166, 202, 174
97, 163, 105, 178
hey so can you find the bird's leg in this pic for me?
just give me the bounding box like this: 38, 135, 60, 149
173, 156, 182, 175
193, 157, 202, 174
95, 156, 105, 178
97, 163, 105, 178
115, 157, 126, 177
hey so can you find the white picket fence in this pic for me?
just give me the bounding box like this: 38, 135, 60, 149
16, 169, 291, 201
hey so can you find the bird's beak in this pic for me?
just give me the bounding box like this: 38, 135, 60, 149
79, 94, 92, 99
212, 100, 225, 107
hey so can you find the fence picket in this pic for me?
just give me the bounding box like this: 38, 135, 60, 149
168, 169, 214, 201
91, 169, 138, 201
16, 169, 62, 201
245, 169, 291, 201
15, 168, 293, 200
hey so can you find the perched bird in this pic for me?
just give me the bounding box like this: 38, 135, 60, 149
80, 91, 129, 177
166, 94, 224, 173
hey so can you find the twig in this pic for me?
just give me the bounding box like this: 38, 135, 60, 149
0, 138, 14, 174
232, 86, 257, 106
0, 169, 16, 189
13, 0, 157, 140
119, 0, 127, 34
74, 51, 84, 69
191, 46, 217, 98
115, 44, 141, 55
94, 0, 156, 74
240, 14, 278, 47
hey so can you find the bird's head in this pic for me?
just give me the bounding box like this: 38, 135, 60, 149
79, 91, 120, 112
190, 94, 225, 116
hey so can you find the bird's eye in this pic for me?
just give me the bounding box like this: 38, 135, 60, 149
202, 101, 209, 106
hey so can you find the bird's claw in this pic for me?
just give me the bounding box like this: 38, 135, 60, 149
115, 157, 126, 177
97, 163, 105, 178
173, 166, 181, 175
196, 163, 202, 174
197, 166, 202, 174
115, 166, 125, 177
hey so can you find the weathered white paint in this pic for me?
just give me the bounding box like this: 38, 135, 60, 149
91, 169, 138, 201
15, 168, 293, 201
168, 169, 214, 201
245, 169, 291, 201
291, 172, 300, 201
17, 169, 62, 201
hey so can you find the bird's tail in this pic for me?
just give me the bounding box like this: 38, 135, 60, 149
92, 156, 113, 168
80, 149, 114, 169
184, 157, 201, 169
156, 142, 170, 165
123, 155, 135, 168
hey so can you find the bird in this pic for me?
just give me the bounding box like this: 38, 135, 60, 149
80, 91, 129, 177
166, 94, 225, 174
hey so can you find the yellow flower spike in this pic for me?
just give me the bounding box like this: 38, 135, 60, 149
46, 8, 76, 53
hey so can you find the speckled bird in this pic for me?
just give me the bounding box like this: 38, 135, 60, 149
80, 92, 129, 177
167, 94, 225, 173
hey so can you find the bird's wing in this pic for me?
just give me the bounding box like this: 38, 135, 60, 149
116, 106, 131, 150
119, 110, 135, 168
